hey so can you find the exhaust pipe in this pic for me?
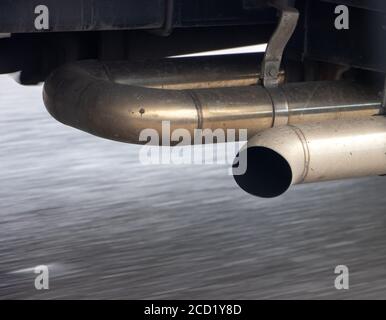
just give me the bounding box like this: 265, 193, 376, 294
233, 117, 386, 198
92, 54, 268, 90
43, 56, 381, 145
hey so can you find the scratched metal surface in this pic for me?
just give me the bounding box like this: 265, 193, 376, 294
1, 75, 386, 300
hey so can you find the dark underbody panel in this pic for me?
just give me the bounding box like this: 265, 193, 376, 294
0, 0, 386, 83
0, 0, 274, 83
0, 0, 276, 33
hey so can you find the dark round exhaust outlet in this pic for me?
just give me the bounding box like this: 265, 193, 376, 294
233, 147, 293, 198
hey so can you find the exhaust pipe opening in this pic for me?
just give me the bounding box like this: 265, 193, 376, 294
233, 147, 292, 198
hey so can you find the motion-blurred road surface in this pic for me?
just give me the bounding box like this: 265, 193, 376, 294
1, 75, 386, 299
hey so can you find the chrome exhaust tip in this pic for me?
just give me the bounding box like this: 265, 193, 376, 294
233, 117, 386, 198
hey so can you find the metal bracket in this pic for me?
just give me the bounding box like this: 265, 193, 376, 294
261, 0, 299, 88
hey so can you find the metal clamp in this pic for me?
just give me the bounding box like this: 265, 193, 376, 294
261, 0, 299, 88
265, 86, 289, 127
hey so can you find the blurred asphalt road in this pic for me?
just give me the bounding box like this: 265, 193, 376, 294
1, 75, 386, 299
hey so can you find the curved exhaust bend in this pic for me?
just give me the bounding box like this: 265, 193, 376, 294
43, 59, 274, 145
233, 116, 386, 198
43, 58, 381, 146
